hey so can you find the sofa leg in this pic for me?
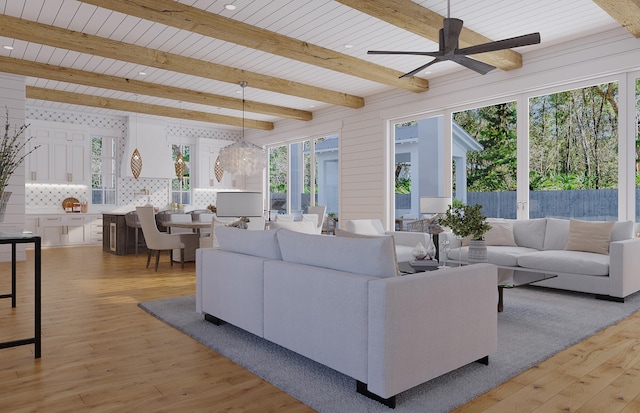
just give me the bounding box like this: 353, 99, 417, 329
475, 355, 489, 365
595, 294, 624, 303
204, 313, 223, 325
356, 381, 396, 409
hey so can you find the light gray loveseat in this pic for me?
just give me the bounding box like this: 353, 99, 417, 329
441, 218, 640, 302
196, 226, 498, 407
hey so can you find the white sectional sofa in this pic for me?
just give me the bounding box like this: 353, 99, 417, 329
196, 226, 498, 407
344, 219, 432, 262
442, 218, 640, 302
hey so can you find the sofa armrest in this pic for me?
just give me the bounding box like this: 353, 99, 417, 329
367, 263, 498, 399
609, 238, 640, 298
385, 230, 429, 247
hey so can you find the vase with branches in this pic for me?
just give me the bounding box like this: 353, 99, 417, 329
0, 108, 37, 221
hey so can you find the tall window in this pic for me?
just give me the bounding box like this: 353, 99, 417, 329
529, 82, 618, 220
453, 101, 518, 218
171, 143, 191, 205
91, 136, 116, 205
269, 145, 288, 217
268, 135, 339, 218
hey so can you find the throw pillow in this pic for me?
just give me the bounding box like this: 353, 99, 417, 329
564, 219, 615, 255
484, 220, 517, 246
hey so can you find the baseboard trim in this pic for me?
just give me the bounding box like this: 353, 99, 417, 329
356, 381, 396, 409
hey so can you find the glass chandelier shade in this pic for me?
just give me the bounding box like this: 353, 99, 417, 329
218, 81, 266, 176
218, 141, 267, 176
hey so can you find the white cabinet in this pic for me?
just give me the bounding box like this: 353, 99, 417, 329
64, 215, 87, 245
26, 131, 51, 182
86, 215, 104, 245
29, 214, 102, 247
196, 138, 243, 189
26, 121, 89, 184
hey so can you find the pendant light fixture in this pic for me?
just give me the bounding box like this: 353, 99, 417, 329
218, 81, 267, 176
174, 102, 186, 183
130, 95, 143, 180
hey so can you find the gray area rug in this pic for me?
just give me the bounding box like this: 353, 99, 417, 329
139, 287, 640, 412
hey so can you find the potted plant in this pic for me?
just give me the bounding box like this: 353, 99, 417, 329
0, 108, 36, 222
439, 203, 492, 263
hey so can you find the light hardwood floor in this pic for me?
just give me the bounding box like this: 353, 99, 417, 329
2, 246, 640, 412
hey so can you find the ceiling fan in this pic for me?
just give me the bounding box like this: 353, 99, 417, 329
368, 0, 541, 78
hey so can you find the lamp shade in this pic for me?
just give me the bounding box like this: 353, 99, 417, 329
218, 141, 267, 176
420, 197, 452, 214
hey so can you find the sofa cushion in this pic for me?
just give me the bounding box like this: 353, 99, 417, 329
447, 246, 538, 267
612, 220, 635, 241
485, 219, 517, 246
565, 219, 615, 255
277, 229, 398, 278
542, 218, 570, 250
215, 226, 282, 260
517, 250, 609, 276
513, 218, 547, 250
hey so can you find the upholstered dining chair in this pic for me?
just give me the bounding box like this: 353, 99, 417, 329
124, 210, 143, 256
306, 205, 327, 228
275, 214, 295, 222
302, 213, 322, 234
136, 206, 197, 271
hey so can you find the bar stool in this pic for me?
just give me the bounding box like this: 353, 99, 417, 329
125, 210, 143, 256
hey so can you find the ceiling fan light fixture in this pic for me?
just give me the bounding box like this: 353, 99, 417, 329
367, 0, 540, 77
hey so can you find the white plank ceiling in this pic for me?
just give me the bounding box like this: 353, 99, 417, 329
0, 0, 623, 130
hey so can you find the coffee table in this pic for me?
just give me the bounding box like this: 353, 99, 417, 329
496, 269, 557, 312
401, 259, 557, 312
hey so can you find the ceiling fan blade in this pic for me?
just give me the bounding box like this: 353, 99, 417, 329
443, 18, 464, 54
456, 32, 541, 56
451, 55, 496, 75
368, 50, 443, 57
399, 58, 443, 78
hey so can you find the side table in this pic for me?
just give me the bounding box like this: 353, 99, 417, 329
0, 231, 41, 358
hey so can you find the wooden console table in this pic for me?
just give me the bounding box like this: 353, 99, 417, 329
0, 231, 41, 358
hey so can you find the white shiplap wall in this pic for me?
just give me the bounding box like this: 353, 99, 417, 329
0, 73, 27, 261
249, 26, 640, 229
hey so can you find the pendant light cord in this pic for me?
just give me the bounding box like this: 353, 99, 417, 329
240, 81, 247, 140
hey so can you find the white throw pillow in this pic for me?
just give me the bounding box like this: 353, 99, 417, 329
484, 220, 517, 246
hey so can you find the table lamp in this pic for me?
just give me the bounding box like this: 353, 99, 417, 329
419, 197, 452, 262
